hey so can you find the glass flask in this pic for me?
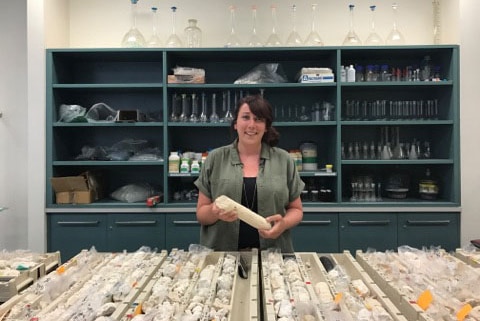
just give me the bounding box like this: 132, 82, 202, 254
304, 4, 324, 46
121, 0, 146, 48
247, 5, 263, 47
147, 7, 162, 47
286, 4, 303, 46
209, 93, 220, 123
221, 91, 234, 122
184, 19, 202, 48
165, 6, 183, 48
189, 93, 199, 122
179, 93, 189, 122
265, 5, 282, 46
225, 5, 242, 47
342, 4, 361, 46
365, 5, 383, 45
170, 93, 180, 122
199, 92, 208, 122
386, 3, 405, 45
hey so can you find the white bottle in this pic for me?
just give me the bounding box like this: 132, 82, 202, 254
347, 65, 356, 82
340, 65, 347, 82
180, 159, 190, 173
190, 160, 200, 173
168, 151, 180, 173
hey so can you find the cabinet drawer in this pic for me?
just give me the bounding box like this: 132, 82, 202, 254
292, 213, 338, 252
165, 213, 200, 250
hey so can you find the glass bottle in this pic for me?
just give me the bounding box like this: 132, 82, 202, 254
121, 0, 146, 48
365, 5, 383, 45
225, 5, 242, 47
165, 6, 183, 48
265, 5, 282, 46
304, 4, 324, 46
147, 7, 162, 47
386, 3, 405, 45
184, 19, 202, 48
343, 4, 362, 46
286, 5, 303, 46
247, 5, 263, 47
199, 92, 208, 122
209, 93, 220, 123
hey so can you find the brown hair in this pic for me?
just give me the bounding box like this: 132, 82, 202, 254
230, 95, 280, 146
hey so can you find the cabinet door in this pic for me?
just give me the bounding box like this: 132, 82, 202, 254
47, 214, 108, 262
292, 213, 338, 252
165, 213, 201, 250
107, 214, 165, 252
339, 213, 397, 254
398, 212, 460, 251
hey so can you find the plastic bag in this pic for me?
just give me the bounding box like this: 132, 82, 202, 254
234, 63, 288, 84
58, 104, 87, 122
110, 183, 159, 203
85, 102, 117, 122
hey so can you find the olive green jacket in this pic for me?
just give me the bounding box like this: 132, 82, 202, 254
194, 140, 305, 252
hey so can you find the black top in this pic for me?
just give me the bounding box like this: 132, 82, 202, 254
238, 177, 260, 249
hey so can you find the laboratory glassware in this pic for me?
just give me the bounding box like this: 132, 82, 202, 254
225, 5, 242, 47
221, 91, 234, 122
170, 93, 180, 122
247, 5, 263, 47
209, 93, 220, 123
184, 19, 202, 48
179, 94, 189, 122
286, 5, 303, 46
386, 3, 405, 45
365, 5, 383, 45
343, 4, 362, 45
165, 6, 183, 48
190, 93, 199, 122
147, 7, 162, 47
121, 0, 146, 48
199, 92, 209, 122
265, 5, 282, 46
304, 3, 324, 46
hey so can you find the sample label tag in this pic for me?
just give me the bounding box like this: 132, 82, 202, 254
417, 289, 433, 310
456, 304, 472, 321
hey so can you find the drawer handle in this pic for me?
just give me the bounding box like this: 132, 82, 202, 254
57, 221, 100, 226
348, 220, 390, 226
406, 220, 450, 226
172, 220, 199, 225
114, 220, 157, 226
300, 220, 332, 226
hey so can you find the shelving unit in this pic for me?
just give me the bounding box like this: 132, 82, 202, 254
45, 46, 460, 259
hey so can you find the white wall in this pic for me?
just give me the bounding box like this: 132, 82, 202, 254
0, 0, 28, 250
1, 0, 474, 252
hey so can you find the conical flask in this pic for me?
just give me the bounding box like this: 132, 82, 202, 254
225, 5, 242, 47
165, 6, 183, 47
386, 3, 405, 45
365, 5, 383, 45
286, 4, 303, 46
342, 4, 362, 46
265, 5, 282, 46
147, 7, 162, 47
304, 4, 324, 46
121, 0, 146, 48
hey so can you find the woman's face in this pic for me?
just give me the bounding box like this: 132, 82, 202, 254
234, 103, 266, 146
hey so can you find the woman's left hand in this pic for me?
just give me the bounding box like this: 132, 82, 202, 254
258, 214, 285, 239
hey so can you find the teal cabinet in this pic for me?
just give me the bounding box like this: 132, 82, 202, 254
397, 212, 460, 251
107, 213, 166, 252
47, 213, 108, 262
339, 213, 398, 254
292, 213, 339, 253
164, 213, 200, 250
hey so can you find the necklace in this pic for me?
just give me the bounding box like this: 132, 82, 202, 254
243, 180, 257, 210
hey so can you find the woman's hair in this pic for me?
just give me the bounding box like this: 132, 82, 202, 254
231, 94, 280, 146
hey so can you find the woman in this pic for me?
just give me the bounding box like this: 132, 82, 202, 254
194, 95, 305, 252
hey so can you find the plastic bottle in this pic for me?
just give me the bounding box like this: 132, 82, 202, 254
347, 65, 356, 82
340, 65, 346, 82
168, 151, 180, 173
190, 159, 200, 173
180, 159, 190, 173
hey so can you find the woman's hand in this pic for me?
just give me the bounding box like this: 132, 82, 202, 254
258, 214, 285, 239
212, 202, 238, 222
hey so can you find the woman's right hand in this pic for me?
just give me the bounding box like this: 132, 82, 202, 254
212, 202, 238, 222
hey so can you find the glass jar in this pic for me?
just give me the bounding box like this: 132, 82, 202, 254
185, 19, 202, 48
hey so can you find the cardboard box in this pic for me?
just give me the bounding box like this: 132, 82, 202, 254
51, 171, 102, 204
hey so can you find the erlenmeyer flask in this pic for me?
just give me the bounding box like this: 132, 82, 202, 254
304, 4, 324, 46
225, 5, 242, 47
189, 93, 199, 122
386, 3, 405, 45
265, 5, 282, 46
165, 6, 183, 48
179, 93, 189, 122
199, 92, 208, 123
222, 91, 234, 122
121, 0, 146, 48
209, 93, 220, 123
286, 5, 303, 46
343, 4, 361, 46
147, 7, 162, 47
247, 5, 263, 47
365, 5, 383, 45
